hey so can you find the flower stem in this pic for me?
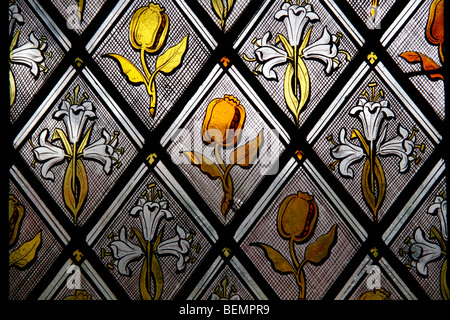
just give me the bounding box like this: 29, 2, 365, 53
72, 142, 77, 194
140, 48, 151, 80
293, 45, 299, 100
289, 237, 300, 270
369, 141, 375, 193
215, 143, 226, 172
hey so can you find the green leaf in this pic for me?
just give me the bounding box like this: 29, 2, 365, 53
10, 69, 16, 107
226, 0, 234, 16
252, 243, 295, 274
284, 60, 310, 124
276, 34, 293, 57
361, 158, 386, 220
63, 158, 88, 223
304, 225, 337, 265
9, 231, 42, 268
106, 53, 146, 84
183, 151, 223, 180
52, 129, 72, 156
211, 0, 225, 20
229, 131, 264, 167
155, 35, 188, 74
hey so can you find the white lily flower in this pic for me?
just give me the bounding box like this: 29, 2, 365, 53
130, 198, 173, 242
428, 196, 448, 241
274, 2, 319, 46
409, 228, 442, 277
253, 32, 288, 80
53, 100, 96, 144
302, 27, 339, 75
9, 4, 23, 35
331, 128, 364, 178
378, 125, 415, 173
110, 227, 144, 276
32, 129, 66, 181
83, 129, 119, 174
157, 225, 191, 271
10, 32, 47, 77
350, 98, 395, 142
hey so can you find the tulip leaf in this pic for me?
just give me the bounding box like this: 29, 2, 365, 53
183, 151, 223, 180
399, 51, 443, 80
252, 243, 295, 275
304, 225, 337, 265
9, 231, 42, 268
155, 35, 188, 75
229, 131, 264, 167
63, 158, 88, 223
106, 53, 146, 84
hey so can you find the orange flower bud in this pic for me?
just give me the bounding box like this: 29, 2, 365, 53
202, 95, 246, 147
426, 0, 444, 62
130, 3, 169, 53
277, 192, 318, 243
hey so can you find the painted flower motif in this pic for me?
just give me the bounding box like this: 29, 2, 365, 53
157, 225, 191, 271
409, 228, 442, 277
130, 198, 173, 242
9, 3, 23, 35
202, 95, 246, 147
302, 27, 340, 75
129, 2, 169, 53
378, 125, 415, 173
253, 32, 288, 81
330, 128, 364, 178
277, 191, 318, 243
83, 129, 121, 174
32, 129, 66, 181
329, 83, 426, 220
10, 32, 48, 77
428, 195, 447, 241
104, 185, 199, 300
244, 1, 349, 123
210, 277, 241, 300
110, 227, 144, 276
53, 99, 96, 144
274, 2, 319, 46
349, 98, 395, 142
31, 85, 123, 223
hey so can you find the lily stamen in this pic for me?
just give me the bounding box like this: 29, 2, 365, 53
415, 143, 426, 152
191, 243, 201, 253
109, 131, 120, 145
329, 159, 339, 171
101, 248, 112, 258
409, 126, 419, 140
410, 154, 421, 164
327, 134, 337, 145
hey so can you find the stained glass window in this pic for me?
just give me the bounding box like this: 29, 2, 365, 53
7, 0, 448, 311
